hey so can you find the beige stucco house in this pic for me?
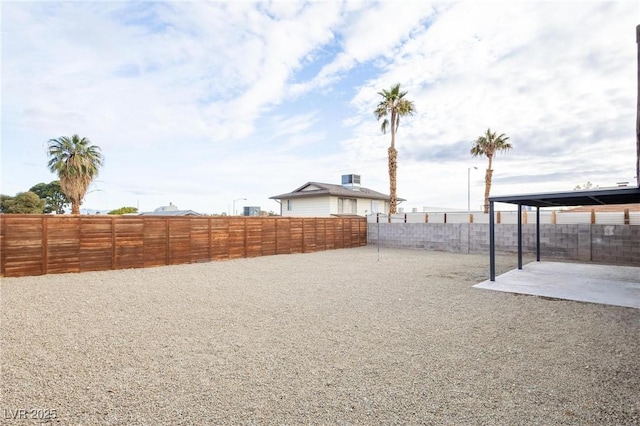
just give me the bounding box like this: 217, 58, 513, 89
269, 175, 402, 217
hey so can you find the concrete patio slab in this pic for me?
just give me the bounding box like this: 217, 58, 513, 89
474, 261, 640, 309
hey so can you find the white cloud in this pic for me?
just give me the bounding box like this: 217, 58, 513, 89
344, 1, 637, 208
3, 1, 343, 146
290, 1, 436, 95
2, 1, 637, 215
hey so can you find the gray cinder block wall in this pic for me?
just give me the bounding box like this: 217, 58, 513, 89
367, 223, 639, 265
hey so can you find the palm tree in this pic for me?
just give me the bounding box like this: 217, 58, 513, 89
47, 135, 104, 215
375, 83, 415, 214
470, 128, 512, 213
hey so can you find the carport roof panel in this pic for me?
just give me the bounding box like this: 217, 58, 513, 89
489, 186, 640, 208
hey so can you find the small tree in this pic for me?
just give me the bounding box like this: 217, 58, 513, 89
29, 181, 70, 214
0, 195, 13, 213
1, 192, 45, 214
470, 128, 512, 213
108, 206, 138, 215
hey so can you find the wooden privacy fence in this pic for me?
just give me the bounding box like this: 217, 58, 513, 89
0, 215, 367, 277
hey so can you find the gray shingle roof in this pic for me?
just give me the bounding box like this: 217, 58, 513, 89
139, 210, 201, 216
269, 182, 403, 201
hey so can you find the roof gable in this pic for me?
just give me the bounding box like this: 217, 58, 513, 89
300, 184, 323, 191
270, 181, 404, 201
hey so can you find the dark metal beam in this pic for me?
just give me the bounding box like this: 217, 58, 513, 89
536, 207, 541, 262
586, 195, 607, 205
490, 201, 495, 281
490, 186, 640, 207
517, 203, 522, 269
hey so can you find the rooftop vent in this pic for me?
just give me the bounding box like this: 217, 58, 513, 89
341, 174, 361, 190
155, 202, 178, 212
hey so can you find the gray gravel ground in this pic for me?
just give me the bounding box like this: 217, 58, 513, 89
1, 247, 638, 425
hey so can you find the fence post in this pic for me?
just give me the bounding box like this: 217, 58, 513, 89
208, 217, 213, 260
112, 216, 117, 270
244, 217, 248, 258
324, 217, 327, 249
551, 210, 557, 224
425, 213, 429, 223
590, 209, 596, 224
165, 217, 170, 265
496, 211, 501, 224
342, 218, 347, 247
42, 216, 48, 275
274, 218, 278, 253
624, 208, 630, 224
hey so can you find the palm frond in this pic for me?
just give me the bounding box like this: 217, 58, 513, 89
470, 128, 511, 158
380, 119, 389, 134
374, 84, 415, 134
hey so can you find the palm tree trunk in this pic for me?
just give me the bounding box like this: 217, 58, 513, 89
71, 202, 80, 215
483, 156, 494, 214
483, 168, 493, 214
388, 146, 397, 214
388, 112, 398, 214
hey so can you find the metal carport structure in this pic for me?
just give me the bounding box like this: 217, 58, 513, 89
488, 186, 640, 281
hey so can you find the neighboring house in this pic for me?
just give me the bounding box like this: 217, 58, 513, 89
269, 174, 403, 217
139, 203, 202, 216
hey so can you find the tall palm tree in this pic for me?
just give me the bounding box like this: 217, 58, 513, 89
470, 128, 512, 213
375, 83, 415, 214
47, 134, 104, 214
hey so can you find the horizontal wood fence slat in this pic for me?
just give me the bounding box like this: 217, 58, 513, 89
0, 215, 367, 277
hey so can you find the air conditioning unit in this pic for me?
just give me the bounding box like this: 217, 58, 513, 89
341, 174, 361, 190
243, 206, 261, 216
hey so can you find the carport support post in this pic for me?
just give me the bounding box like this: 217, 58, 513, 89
517, 203, 523, 270
490, 201, 495, 281
536, 207, 541, 261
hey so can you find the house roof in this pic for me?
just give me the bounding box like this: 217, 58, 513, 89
269, 182, 404, 201
139, 210, 202, 216
489, 186, 640, 208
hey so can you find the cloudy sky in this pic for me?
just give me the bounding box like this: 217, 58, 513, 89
2, 1, 638, 214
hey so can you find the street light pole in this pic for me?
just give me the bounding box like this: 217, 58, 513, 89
232, 198, 247, 216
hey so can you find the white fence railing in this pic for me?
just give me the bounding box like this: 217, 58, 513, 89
368, 211, 640, 225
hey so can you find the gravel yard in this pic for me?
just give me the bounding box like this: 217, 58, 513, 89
1, 247, 638, 425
